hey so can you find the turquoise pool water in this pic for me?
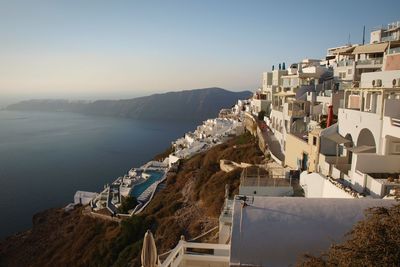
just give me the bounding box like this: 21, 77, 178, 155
130, 171, 165, 198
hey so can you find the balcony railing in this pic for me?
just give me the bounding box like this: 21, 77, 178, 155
388, 47, 400, 55
288, 109, 306, 117
337, 60, 354, 67
356, 58, 383, 66
240, 176, 291, 187
161, 240, 230, 267
382, 35, 400, 42
272, 105, 283, 112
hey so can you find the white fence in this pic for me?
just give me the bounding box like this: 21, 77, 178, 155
161, 240, 230, 267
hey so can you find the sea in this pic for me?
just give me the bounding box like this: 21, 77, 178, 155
0, 110, 198, 239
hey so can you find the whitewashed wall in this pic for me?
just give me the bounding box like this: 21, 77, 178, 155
300, 172, 354, 198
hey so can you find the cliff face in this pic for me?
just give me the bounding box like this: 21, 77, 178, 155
0, 133, 263, 267
7, 88, 252, 121
0, 207, 121, 267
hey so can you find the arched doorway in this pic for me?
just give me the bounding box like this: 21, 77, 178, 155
357, 128, 376, 153
344, 133, 354, 163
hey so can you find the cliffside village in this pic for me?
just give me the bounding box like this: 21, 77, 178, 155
72, 21, 400, 267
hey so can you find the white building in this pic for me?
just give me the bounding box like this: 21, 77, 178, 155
302, 70, 400, 199
74, 191, 98, 205
335, 70, 400, 197
267, 59, 333, 154
370, 21, 400, 43
171, 117, 244, 159
250, 69, 288, 116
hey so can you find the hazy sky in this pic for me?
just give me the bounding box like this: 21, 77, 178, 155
1, 0, 400, 103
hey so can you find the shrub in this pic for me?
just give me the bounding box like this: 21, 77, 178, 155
297, 204, 400, 266
118, 196, 138, 214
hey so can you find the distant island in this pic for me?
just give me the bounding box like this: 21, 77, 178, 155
6, 87, 252, 121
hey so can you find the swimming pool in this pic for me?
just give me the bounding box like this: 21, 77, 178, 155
130, 170, 165, 198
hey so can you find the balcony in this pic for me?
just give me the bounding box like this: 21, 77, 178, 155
239, 167, 293, 196
160, 240, 230, 267
288, 109, 306, 117
356, 58, 383, 68
388, 47, 400, 55
337, 59, 354, 67
382, 35, 399, 42
384, 99, 400, 133
286, 101, 307, 118
365, 173, 400, 198
272, 105, 283, 112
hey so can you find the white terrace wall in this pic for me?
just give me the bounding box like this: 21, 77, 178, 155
360, 70, 400, 88
300, 172, 354, 198
353, 153, 400, 173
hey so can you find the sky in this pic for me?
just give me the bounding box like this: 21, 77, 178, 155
0, 0, 400, 104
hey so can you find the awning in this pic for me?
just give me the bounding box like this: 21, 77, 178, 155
346, 145, 375, 153
352, 43, 388, 54
275, 92, 296, 97
333, 46, 355, 54
324, 132, 352, 144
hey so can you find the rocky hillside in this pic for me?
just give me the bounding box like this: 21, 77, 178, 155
7, 88, 252, 121
298, 203, 400, 266
0, 133, 264, 267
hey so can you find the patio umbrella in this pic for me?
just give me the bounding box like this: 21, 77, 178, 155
141, 230, 158, 267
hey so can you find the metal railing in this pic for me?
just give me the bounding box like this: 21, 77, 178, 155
382, 35, 399, 42
356, 58, 383, 66
240, 174, 291, 187
337, 60, 354, 67
388, 47, 400, 55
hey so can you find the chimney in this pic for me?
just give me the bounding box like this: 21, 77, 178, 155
326, 105, 334, 127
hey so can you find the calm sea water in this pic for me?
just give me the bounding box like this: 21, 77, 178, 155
0, 110, 198, 239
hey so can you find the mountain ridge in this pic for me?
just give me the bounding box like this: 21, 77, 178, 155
7, 87, 252, 121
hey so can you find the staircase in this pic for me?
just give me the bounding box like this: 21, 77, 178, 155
137, 182, 160, 202
156, 182, 167, 191
391, 118, 400, 127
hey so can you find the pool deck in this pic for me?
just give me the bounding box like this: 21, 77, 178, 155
90, 160, 170, 218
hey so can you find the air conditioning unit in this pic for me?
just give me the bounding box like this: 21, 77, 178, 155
393, 78, 400, 87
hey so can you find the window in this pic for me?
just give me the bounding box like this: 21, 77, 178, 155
313, 136, 317, 146
347, 69, 352, 75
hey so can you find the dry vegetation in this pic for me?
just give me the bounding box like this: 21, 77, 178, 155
0, 132, 263, 267
297, 203, 400, 267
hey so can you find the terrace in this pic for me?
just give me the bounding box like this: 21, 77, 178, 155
366, 173, 400, 198
160, 238, 230, 267
239, 166, 293, 196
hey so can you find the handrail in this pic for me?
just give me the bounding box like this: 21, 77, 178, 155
159, 226, 219, 258
160, 240, 230, 267
356, 57, 383, 65
188, 226, 219, 242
